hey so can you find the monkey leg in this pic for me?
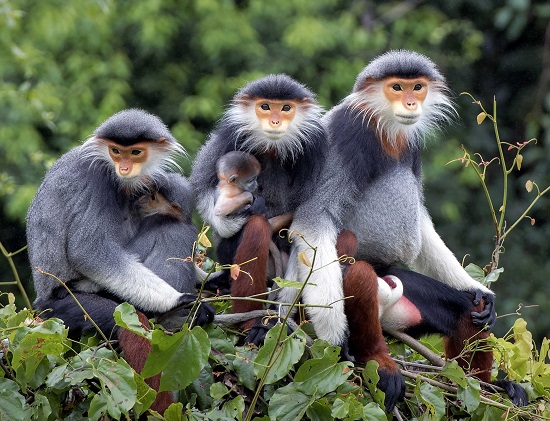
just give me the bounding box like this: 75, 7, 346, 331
118, 311, 174, 414
344, 261, 405, 411
444, 300, 493, 383
231, 214, 271, 332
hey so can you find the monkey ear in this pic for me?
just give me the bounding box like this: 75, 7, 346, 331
229, 174, 238, 183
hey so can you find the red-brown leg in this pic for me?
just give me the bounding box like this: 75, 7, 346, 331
231, 214, 271, 331
444, 301, 492, 383
344, 260, 404, 410
118, 311, 174, 414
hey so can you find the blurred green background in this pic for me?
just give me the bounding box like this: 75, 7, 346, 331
1, 0, 549, 343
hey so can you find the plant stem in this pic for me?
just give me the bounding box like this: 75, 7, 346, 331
0, 242, 32, 309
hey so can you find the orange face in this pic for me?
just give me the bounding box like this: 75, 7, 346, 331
254, 99, 297, 138
383, 77, 429, 124
107, 140, 151, 178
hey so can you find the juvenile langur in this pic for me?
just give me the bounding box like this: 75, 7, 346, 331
190, 74, 327, 341
279, 51, 500, 410
27, 109, 214, 414
214, 151, 263, 217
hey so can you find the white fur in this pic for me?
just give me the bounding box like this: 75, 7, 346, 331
282, 219, 348, 345
225, 100, 324, 163
81, 136, 185, 195
409, 207, 493, 294
94, 257, 183, 312
377, 275, 403, 317
347, 80, 457, 149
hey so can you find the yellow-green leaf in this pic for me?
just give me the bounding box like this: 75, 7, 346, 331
298, 251, 312, 267
476, 112, 487, 125
516, 153, 523, 170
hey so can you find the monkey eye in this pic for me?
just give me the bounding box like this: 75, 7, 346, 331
131, 149, 143, 156
281, 104, 292, 112
260, 103, 270, 111
413, 84, 424, 91
110, 147, 120, 155
392, 84, 402, 91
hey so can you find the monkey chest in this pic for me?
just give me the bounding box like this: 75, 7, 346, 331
346, 169, 423, 264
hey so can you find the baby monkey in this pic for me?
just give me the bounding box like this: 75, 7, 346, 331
214, 151, 264, 217
135, 190, 184, 221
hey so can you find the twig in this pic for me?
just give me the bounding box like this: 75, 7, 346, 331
385, 329, 445, 367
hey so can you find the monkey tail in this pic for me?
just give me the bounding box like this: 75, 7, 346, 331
118, 311, 175, 414
231, 214, 271, 331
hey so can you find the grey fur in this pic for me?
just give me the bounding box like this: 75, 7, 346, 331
27, 110, 197, 321
282, 51, 491, 347
353, 50, 445, 91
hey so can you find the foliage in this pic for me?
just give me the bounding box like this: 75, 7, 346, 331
0, 291, 549, 420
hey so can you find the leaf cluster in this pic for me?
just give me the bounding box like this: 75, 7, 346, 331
1, 291, 549, 421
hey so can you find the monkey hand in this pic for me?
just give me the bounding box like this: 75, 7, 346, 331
244, 317, 278, 346
157, 293, 215, 329
492, 379, 528, 406
471, 290, 496, 330
175, 293, 215, 326
377, 367, 406, 412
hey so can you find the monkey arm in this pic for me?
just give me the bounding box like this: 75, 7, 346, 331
409, 207, 495, 326
410, 207, 494, 294
214, 191, 254, 216
196, 190, 248, 238
67, 233, 186, 313
280, 212, 349, 346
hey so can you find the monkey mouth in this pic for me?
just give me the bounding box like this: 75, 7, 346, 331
395, 114, 420, 125
263, 130, 285, 139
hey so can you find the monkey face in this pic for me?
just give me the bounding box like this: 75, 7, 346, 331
255, 100, 298, 139
107, 140, 150, 178
383, 77, 429, 125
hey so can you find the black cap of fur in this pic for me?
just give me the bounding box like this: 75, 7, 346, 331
94, 108, 177, 146
236, 74, 315, 102
354, 50, 445, 92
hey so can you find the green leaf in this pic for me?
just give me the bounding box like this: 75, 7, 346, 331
11, 318, 66, 380
164, 402, 185, 421
272, 277, 307, 289
464, 263, 486, 282
415, 381, 446, 420
441, 360, 467, 387
0, 378, 25, 420
362, 360, 386, 410
210, 382, 230, 400
88, 393, 109, 421
133, 372, 157, 417
269, 383, 314, 421
330, 397, 349, 418
233, 347, 258, 390
97, 358, 137, 416
293, 349, 352, 395
159, 326, 211, 391
113, 302, 152, 339
457, 376, 481, 413
362, 402, 387, 420
306, 400, 333, 421
254, 324, 306, 384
